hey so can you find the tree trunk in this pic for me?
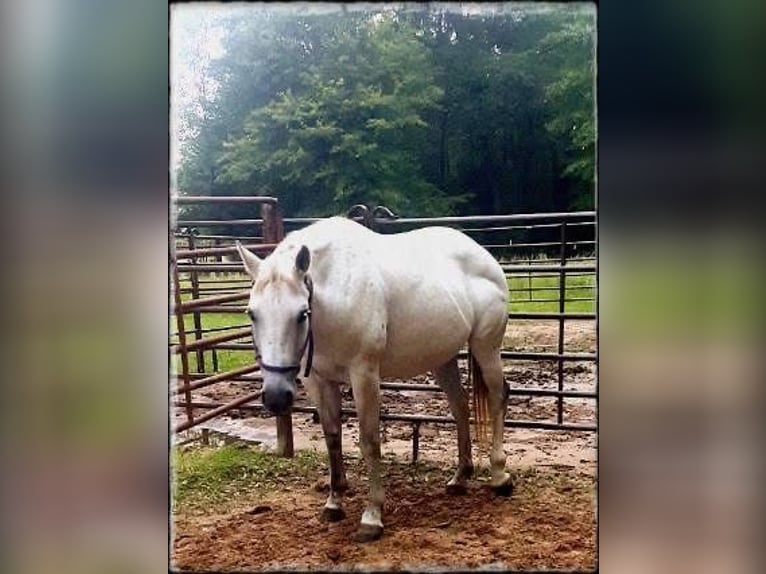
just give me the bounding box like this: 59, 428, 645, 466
439, 110, 448, 187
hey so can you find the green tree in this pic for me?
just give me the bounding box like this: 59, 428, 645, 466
217, 14, 453, 216
173, 6, 596, 220
535, 13, 596, 209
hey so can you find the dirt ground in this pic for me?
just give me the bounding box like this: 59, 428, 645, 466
172, 461, 595, 571
172, 320, 597, 571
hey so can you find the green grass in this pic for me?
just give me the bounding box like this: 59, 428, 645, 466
172, 267, 596, 374
172, 444, 326, 512
507, 272, 596, 313
171, 275, 252, 373
172, 310, 251, 373
171, 444, 592, 517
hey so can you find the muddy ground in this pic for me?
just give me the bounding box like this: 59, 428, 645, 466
172, 320, 597, 571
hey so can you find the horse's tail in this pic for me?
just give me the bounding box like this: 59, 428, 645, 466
469, 351, 490, 446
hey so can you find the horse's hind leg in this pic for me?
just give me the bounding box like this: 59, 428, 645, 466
304, 375, 348, 521
472, 346, 513, 496
349, 361, 385, 542
434, 356, 473, 495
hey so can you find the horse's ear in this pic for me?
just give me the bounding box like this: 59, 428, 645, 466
235, 241, 261, 278
295, 245, 311, 274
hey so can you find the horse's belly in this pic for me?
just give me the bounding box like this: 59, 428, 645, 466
379, 311, 470, 378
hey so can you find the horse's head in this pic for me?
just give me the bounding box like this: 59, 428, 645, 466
236, 242, 313, 416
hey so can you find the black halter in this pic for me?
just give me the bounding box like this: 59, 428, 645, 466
257, 275, 314, 379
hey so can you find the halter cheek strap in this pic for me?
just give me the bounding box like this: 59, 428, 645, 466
302, 275, 314, 378
257, 274, 314, 379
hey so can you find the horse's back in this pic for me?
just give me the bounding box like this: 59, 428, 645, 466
373, 226, 508, 376
282, 218, 507, 377
383, 226, 505, 287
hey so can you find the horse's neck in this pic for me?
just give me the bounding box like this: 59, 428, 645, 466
305, 233, 378, 305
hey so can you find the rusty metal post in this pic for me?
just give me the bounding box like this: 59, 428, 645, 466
211, 348, 219, 372
261, 201, 284, 247
275, 416, 294, 458
557, 222, 567, 424
187, 232, 206, 373
171, 234, 194, 428
261, 201, 294, 457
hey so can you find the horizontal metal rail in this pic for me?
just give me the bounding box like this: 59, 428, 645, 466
198, 343, 252, 350
178, 288, 248, 295
508, 285, 595, 293
502, 258, 597, 264
174, 195, 278, 204
508, 388, 595, 399
176, 263, 259, 273
447, 350, 597, 362
504, 272, 595, 281
459, 221, 595, 232
499, 351, 597, 361
177, 234, 265, 241
502, 264, 596, 273
375, 211, 595, 226
178, 306, 248, 314
175, 243, 276, 258
379, 381, 594, 399
177, 291, 249, 313
283, 217, 328, 225
508, 312, 596, 320
169, 374, 594, 400
170, 327, 251, 354
176, 219, 264, 227
196, 278, 251, 284
486, 240, 596, 249
173, 372, 263, 382
170, 323, 250, 339
172, 401, 596, 433
173, 391, 263, 433
171, 364, 260, 395
510, 297, 595, 304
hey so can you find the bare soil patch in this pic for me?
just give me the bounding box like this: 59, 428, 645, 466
172, 458, 595, 571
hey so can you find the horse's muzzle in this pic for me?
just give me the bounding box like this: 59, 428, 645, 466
262, 384, 294, 416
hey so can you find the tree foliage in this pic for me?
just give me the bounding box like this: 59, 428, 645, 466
174, 6, 595, 221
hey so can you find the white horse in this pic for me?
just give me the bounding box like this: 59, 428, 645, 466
236, 216, 510, 542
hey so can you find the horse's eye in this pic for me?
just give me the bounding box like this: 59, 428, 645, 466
246, 309, 257, 322
297, 309, 310, 324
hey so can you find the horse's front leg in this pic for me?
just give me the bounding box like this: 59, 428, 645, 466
304, 375, 348, 522
349, 363, 384, 542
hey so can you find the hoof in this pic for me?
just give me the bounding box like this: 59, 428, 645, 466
320, 507, 346, 522
353, 523, 383, 543
445, 483, 468, 496
491, 480, 514, 497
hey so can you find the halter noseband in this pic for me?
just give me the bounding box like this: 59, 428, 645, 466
257, 274, 314, 379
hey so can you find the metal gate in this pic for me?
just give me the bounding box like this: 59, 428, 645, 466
171, 199, 597, 457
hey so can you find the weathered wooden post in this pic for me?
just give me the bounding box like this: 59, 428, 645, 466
260, 201, 294, 458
